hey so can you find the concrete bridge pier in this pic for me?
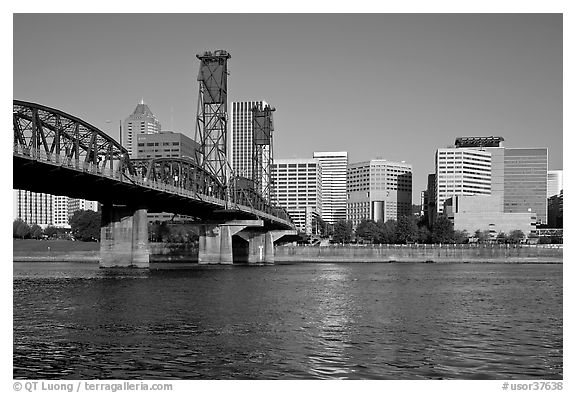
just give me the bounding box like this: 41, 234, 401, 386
234, 231, 274, 265
100, 204, 150, 268
238, 229, 299, 265
198, 220, 263, 265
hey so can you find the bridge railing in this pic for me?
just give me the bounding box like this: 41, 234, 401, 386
14, 145, 294, 226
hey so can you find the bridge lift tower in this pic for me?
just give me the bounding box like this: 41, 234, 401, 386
195, 50, 231, 188
252, 105, 275, 203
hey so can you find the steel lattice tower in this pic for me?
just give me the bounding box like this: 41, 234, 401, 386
252, 105, 275, 203
195, 50, 231, 186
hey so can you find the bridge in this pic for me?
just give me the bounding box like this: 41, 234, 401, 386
13, 50, 297, 268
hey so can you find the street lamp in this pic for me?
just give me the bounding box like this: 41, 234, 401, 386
106, 120, 123, 148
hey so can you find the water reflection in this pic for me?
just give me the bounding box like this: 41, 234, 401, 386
305, 264, 355, 378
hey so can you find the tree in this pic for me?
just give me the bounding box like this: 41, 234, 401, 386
453, 229, 470, 244
29, 224, 43, 239
376, 219, 397, 244
431, 215, 454, 244
474, 229, 491, 243
550, 236, 563, 244
417, 225, 431, 244
508, 230, 525, 244
538, 236, 551, 245
43, 225, 59, 239
69, 210, 101, 241
395, 215, 419, 244
13, 219, 30, 239
333, 220, 353, 244
496, 232, 508, 244
149, 221, 171, 242
355, 219, 379, 243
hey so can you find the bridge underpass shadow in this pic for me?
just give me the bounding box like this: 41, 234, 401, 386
232, 235, 249, 264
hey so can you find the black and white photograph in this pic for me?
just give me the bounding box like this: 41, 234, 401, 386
10, 6, 567, 390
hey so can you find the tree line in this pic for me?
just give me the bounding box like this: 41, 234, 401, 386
13, 210, 101, 241
330, 215, 550, 245
13, 211, 200, 243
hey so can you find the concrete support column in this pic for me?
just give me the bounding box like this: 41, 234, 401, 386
198, 225, 226, 265
247, 233, 267, 265
220, 225, 233, 265
243, 231, 279, 265
264, 231, 274, 265
198, 220, 263, 265
131, 208, 150, 268
100, 204, 150, 268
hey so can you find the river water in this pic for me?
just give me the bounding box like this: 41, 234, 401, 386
13, 262, 562, 379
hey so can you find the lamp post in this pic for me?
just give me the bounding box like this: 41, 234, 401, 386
106, 120, 123, 148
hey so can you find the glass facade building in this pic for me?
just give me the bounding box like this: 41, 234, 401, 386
503, 148, 548, 224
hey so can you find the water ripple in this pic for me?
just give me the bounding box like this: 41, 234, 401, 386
13, 262, 563, 379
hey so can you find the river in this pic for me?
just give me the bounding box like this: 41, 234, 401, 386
13, 261, 562, 379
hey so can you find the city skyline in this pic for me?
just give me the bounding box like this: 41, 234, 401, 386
13, 14, 562, 202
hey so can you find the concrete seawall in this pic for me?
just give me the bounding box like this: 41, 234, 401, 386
13, 251, 100, 262
274, 244, 563, 263
13, 243, 563, 264
12, 243, 197, 263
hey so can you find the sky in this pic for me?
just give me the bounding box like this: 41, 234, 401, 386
13, 13, 563, 202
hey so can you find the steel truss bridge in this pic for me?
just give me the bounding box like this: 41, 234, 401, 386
13, 100, 294, 230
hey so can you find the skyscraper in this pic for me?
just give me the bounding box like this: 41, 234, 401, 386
313, 151, 348, 225
503, 148, 548, 224
347, 159, 412, 228
123, 100, 162, 157
445, 137, 549, 225
272, 158, 322, 234
434, 148, 492, 215
230, 100, 269, 179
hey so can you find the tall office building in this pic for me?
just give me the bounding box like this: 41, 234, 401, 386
53, 196, 69, 228
230, 100, 269, 178
434, 148, 492, 215
503, 148, 548, 224
426, 173, 437, 227
136, 131, 200, 160
313, 151, 348, 225
347, 159, 412, 228
14, 190, 53, 228
13, 191, 96, 229
272, 158, 322, 235
123, 100, 162, 157
447, 137, 548, 225
547, 170, 563, 198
